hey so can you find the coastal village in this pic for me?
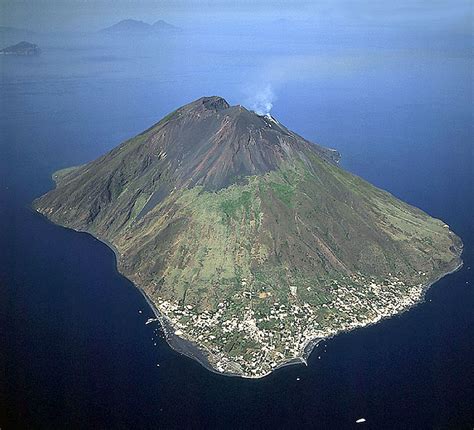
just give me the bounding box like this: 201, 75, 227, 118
154, 271, 430, 378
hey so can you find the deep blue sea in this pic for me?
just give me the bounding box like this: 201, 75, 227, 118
1, 20, 473, 429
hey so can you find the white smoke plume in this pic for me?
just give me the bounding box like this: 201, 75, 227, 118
248, 84, 275, 115
244, 53, 363, 116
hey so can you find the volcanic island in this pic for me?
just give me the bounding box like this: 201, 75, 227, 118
33, 96, 463, 378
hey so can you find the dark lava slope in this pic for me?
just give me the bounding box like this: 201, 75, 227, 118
35, 96, 339, 235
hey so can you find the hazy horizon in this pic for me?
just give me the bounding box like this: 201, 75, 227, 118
1, 0, 471, 33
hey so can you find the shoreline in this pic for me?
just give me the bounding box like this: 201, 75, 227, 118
154, 254, 464, 379
31, 204, 464, 379
30, 204, 243, 377
295, 257, 465, 368
137, 287, 243, 377
242, 255, 464, 379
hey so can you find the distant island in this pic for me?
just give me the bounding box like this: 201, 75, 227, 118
0, 41, 40, 56
34, 96, 463, 378
100, 19, 180, 34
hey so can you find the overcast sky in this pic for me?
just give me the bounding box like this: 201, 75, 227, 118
1, 0, 471, 33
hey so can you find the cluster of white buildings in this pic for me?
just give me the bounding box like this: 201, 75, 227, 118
155, 270, 430, 378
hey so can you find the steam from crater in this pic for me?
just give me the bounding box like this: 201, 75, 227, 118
248, 84, 275, 115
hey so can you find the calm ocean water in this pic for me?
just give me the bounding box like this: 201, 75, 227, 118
1, 22, 473, 429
